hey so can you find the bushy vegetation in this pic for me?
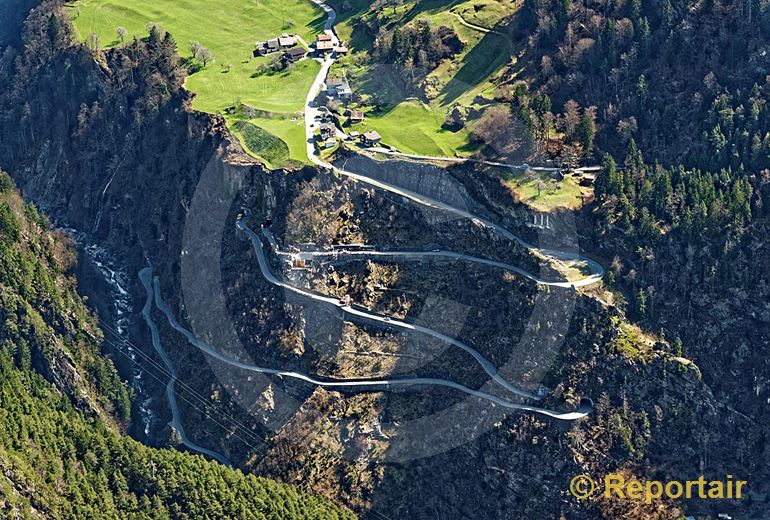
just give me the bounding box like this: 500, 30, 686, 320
516, 0, 770, 168
324, 0, 520, 156
0, 171, 132, 421
595, 141, 758, 240
372, 20, 463, 92
0, 0, 37, 47
499, 168, 588, 210
0, 170, 354, 519
0, 352, 356, 519
592, 138, 770, 338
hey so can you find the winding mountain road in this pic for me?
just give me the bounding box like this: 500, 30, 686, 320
311, 150, 605, 282
241, 210, 539, 400
136, 0, 596, 427
233, 0, 601, 420
302, 54, 603, 283
144, 213, 589, 420
299, 4, 603, 290
367, 146, 562, 172
139, 267, 233, 466
304, 0, 339, 160
265, 228, 601, 288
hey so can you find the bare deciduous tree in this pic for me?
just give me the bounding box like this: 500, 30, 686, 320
86, 32, 100, 52
189, 40, 202, 57
116, 27, 127, 44
198, 47, 214, 66
562, 99, 581, 138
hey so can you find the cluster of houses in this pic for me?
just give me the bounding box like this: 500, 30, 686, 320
255, 34, 297, 56
313, 33, 349, 56
254, 32, 351, 66
315, 83, 384, 151
254, 33, 307, 62
318, 125, 381, 150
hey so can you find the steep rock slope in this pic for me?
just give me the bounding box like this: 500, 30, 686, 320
0, 171, 354, 519
0, 3, 747, 520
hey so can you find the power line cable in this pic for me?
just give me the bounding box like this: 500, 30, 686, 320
97, 323, 272, 450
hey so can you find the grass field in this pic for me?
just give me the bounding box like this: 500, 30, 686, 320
70, 0, 323, 164
499, 169, 591, 211
71, 0, 521, 161
239, 116, 308, 164
325, 0, 519, 157
363, 100, 476, 157
191, 58, 320, 115
232, 120, 296, 169
451, 0, 518, 29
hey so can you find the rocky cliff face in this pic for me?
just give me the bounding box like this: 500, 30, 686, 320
0, 2, 279, 447
0, 4, 752, 520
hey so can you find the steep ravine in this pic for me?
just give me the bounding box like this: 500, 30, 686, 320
0, 3, 280, 451
0, 4, 749, 519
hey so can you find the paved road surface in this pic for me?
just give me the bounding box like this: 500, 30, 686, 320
266, 228, 601, 288
149, 218, 589, 421
241, 211, 540, 400
198, 0, 594, 421
139, 267, 233, 466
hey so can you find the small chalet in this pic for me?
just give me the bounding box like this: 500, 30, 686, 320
278, 35, 297, 48
348, 110, 364, 124
361, 130, 382, 147
326, 77, 352, 99
256, 34, 297, 56
327, 77, 344, 88
335, 42, 349, 54
254, 41, 275, 56
284, 47, 307, 62
579, 173, 596, 186
319, 123, 336, 140
266, 38, 280, 51
317, 33, 333, 42
290, 255, 307, 269
316, 40, 335, 53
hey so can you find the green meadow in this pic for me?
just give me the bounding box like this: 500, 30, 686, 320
499, 169, 591, 211
71, 0, 524, 160
326, 0, 519, 157
362, 100, 476, 157
231, 116, 307, 169
70, 0, 324, 165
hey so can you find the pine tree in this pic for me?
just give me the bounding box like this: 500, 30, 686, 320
576, 112, 595, 156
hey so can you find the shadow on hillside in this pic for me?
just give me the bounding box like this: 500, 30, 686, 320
355, 64, 416, 115
347, 18, 376, 52
438, 20, 518, 105
400, 0, 466, 25
307, 12, 330, 34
